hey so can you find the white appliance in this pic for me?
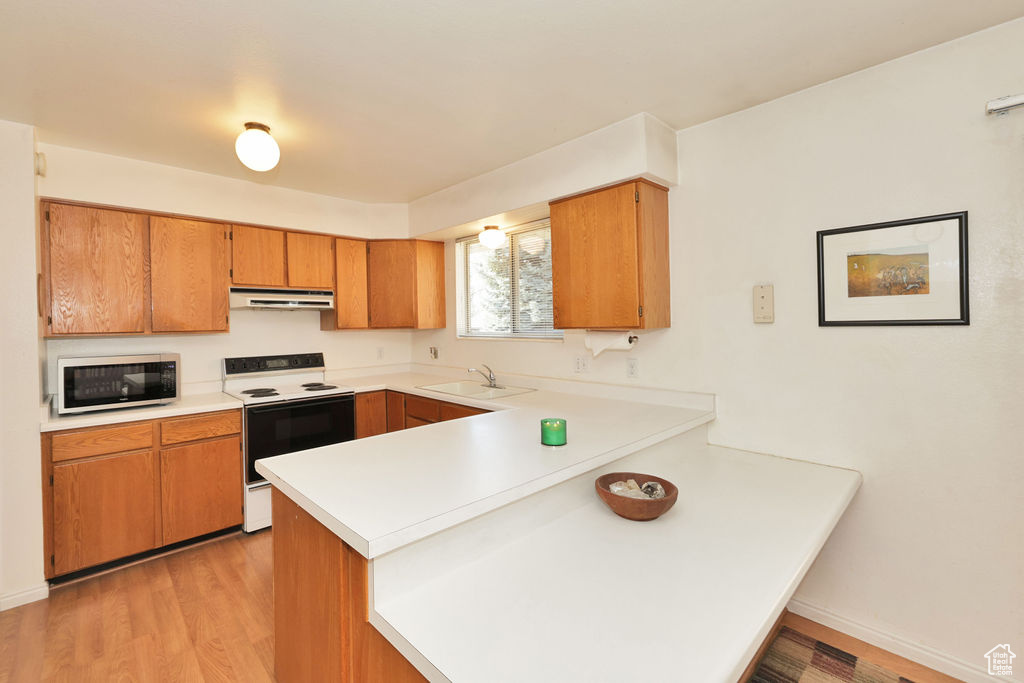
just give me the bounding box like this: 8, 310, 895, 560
223, 353, 355, 532
229, 287, 334, 310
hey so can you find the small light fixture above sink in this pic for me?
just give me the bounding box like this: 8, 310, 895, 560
478, 225, 506, 249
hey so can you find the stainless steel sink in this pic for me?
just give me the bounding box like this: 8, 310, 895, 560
417, 380, 535, 400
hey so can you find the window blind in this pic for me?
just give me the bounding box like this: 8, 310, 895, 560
456, 219, 561, 339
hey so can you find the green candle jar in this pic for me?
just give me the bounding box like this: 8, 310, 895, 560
540, 418, 567, 446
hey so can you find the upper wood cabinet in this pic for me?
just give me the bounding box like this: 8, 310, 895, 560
367, 240, 445, 329
286, 232, 334, 289
320, 238, 369, 330
232, 225, 287, 287
150, 217, 231, 333
549, 179, 670, 329
43, 203, 148, 335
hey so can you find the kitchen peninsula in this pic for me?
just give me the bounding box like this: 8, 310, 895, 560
257, 372, 861, 683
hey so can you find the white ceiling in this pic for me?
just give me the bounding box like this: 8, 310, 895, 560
2, 1, 1021, 203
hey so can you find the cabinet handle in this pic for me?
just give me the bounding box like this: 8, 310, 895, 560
37, 273, 44, 317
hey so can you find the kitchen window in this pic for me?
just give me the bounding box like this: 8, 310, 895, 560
456, 219, 561, 339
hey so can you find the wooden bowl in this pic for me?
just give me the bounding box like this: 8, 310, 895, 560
595, 472, 678, 521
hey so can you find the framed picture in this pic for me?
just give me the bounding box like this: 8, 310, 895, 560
817, 212, 968, 326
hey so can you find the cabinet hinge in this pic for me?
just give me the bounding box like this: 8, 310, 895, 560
638, 305, 643, 317
49, 475, 53, 486
47, 315, 52, 325
228, 231, 233, 240
229, 268, 233, 278
50, 554, 54, 567
45, 210, 50, 222
635, 191, 639, 203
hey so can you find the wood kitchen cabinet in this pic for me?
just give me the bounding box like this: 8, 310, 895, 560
386, 390, 406, 432
286, 232, 335, 289
549, 179, 670, 329
160, 436, 243, 545
355, 391, 388, 438
320, 237, 369, 330
232, 224, 287, 287
42, 409, 243, 578
367, 240, 445, 329
150, 216, 231, 333
51, 449, 159, 576
42, 203, 149, 336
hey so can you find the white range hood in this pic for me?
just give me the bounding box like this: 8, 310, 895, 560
229, 287, 334, 311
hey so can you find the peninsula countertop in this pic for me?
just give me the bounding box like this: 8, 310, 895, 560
256, 371, 716, 558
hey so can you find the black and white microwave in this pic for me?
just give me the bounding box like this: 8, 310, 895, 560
56, 354, 180, 415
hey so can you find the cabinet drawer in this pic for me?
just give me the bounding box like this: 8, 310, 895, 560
405, 395, 440, 423
51, 422, 153, 462
439, 402, 489, 421
161, 410, 242, 446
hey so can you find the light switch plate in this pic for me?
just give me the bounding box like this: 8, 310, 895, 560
753, 284, 774, 323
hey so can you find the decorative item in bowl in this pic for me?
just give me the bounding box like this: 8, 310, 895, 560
595, 472, 678, 521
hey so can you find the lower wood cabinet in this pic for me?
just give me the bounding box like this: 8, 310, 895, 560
42, 409, 243, 578
386, 391, 406, 432
51, 449, 159, 576
160, 436, 243, 545
354, 391, 388, 438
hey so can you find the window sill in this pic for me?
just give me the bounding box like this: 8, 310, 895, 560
455, 335, 564, 343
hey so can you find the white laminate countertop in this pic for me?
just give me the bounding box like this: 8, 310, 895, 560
256, 372, 716, 558
370, 430, 862, 683
39, 392, 243, 432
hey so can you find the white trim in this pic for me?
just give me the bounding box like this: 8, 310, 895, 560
0, 583, 49, 611
787, 597, 1020, 683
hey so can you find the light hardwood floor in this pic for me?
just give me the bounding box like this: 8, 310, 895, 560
0, 531, 275, 682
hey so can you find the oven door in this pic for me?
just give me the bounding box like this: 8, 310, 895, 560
244, 394, 355, 484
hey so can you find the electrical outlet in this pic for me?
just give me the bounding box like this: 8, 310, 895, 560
428, 346, 439, 360
376, 347, 385, 360
753, 284, 774, 323
574, 355, 590, 373
626, 358, 640, 379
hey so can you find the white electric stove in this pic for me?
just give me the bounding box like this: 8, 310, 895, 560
223, 353, 356, 531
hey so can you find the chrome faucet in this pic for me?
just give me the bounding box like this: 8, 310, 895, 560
468, 364, 503, 389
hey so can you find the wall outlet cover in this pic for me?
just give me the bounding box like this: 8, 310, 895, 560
753, 284, 774, 323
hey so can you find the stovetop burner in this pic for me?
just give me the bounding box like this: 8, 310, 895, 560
305, 385, 338, 391
242, 388, 276, 394
301, 382, 325, 387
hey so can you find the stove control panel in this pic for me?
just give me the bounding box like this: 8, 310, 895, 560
224, 353, 325, 375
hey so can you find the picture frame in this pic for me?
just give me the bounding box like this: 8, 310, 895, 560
816, 212, 969, 326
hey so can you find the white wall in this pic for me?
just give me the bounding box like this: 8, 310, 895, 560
0, 121, 46, 608
424, 19, 1024, 680
408, 113, 677, 236
36, 145, 417, 392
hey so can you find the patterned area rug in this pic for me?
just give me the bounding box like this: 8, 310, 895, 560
751, 627, 916, 683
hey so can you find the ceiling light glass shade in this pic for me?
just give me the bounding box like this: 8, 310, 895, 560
478, 226, 506, 249
235, 122, 280, 172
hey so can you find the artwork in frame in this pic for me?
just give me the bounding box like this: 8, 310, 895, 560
816, 212, 969, 326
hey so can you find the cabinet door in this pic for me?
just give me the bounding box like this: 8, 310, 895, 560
46, 203, 148, 335
160, 436, 243, 545
405, 395, 440, 423
52, 450, 158, 575
333, 238, 369, 328
150, 217, 231, 332
287, 233, 334, 289
439, 402, 489, 421
386, 391, 406, 432
414, 241, 446, 329
550, 182, 641, 329
355, 391, 388, 439
233, 225, 287, 287
368, 241, 416, 327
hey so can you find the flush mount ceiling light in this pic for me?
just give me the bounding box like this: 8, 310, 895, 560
235, 122, 280, 172
478, 225, 506, 249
